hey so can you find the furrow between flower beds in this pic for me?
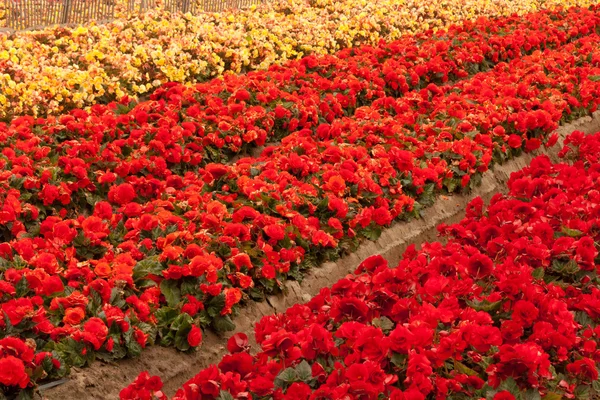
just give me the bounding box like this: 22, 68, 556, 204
40, 110, 600, 400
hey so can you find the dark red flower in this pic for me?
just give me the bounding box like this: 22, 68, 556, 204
467, 253, 494, 279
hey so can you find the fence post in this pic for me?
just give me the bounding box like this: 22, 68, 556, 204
61, 0, 73, 23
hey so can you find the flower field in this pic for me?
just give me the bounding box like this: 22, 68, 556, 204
120, 129, 600, 399
0, 0, 598, 120
3, 2, 600, 400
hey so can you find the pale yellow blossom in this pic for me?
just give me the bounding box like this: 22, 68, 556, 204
0, 0, 597, 121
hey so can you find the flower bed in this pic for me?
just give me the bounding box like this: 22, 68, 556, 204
3, 5, 600, 168
4, 15, 600, 400
0, 0, 597, 120
121, 128, 600, 399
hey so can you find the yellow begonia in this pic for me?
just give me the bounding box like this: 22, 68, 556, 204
0, 0, 597, 121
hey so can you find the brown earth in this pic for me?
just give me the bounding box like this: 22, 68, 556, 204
41, 112, 600, 399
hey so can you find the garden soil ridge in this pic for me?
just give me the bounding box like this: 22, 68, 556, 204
41, 111, 600, 400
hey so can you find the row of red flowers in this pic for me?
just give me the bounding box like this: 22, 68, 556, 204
121, 129, 600, 399
4, 15, 600, 399
4, 6, 600, 171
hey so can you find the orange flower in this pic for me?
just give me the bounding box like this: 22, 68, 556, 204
326, 175, 346, 195
63, 307, 85, 326
94, 262, 112, 278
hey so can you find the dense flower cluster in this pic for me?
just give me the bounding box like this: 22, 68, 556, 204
0, 0, 598, 119
3, 5, 600, 166
122, 129, 600, 399
4, 9, 600, 398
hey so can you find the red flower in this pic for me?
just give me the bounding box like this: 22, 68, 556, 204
356, 255, 388, 274
2, 298, 35, 326
511, 300, 539, 328
108, 183, 136, 205
261, 264, 276, 280
284, 382, 312, 399
566, 358, 598, 381
187, 325, 203, 347
82, 317, 109, 350
40, 184, 60, 206
263, 224, 285, 241
373, 206, 392, 226
234, 89, 251, 102
325, 175, 346, 195
467, 253, 494, 279
249, 375, 274, 397
507, 134, 522, 149
205, 163, 229, 180
493, 391, 516, 400
218, 352, 254, 377
525, 138, 541, 152
82, 216, 109, 242
0, 356, 29, 388
231, 253, 252, 270
227, 333, 249, 354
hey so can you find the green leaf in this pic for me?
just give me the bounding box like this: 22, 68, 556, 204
454, 360, 479, 377
574, 384, 591, 399
588, 75, 600, 82
287, 264, 304, 283
169, 314, 193, 351
551, 259, 580, 275
212, 315, 236, 333
249, 287, 265, 302
207, 294, 226, 318
561, 226, 583, 237
418, 182, 437, 206
532, 267, 545, 280
126, 336, 143, 357
15, 389, 34, 400
109, 288, 127, 309
174, 330, 191, 352
498, 378, 520, 394
274, 367, 298, 388
110, 341, 127, 360
180, 279, 199, 296
15, 277, 29, 297
296, 360, 312, 382
390, 352, 406, 368
362, 225, 382, 241
133, 256, 163, 280
372, 317, 395, 333
155, 307, 179, 326
218, 391, 235, 400
522, 390, 542, 400
160, 280, 181, 308
135, 279, 158, 289
443, 177, 460, 193
542, 393, 563, 400
466, 299, 502, 313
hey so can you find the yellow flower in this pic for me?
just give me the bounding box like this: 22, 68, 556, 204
0, 0, 595, 120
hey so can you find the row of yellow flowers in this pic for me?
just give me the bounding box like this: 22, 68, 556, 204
0, 0, 598, 120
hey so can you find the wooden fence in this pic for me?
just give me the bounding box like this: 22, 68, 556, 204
0, 0, 264, 31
